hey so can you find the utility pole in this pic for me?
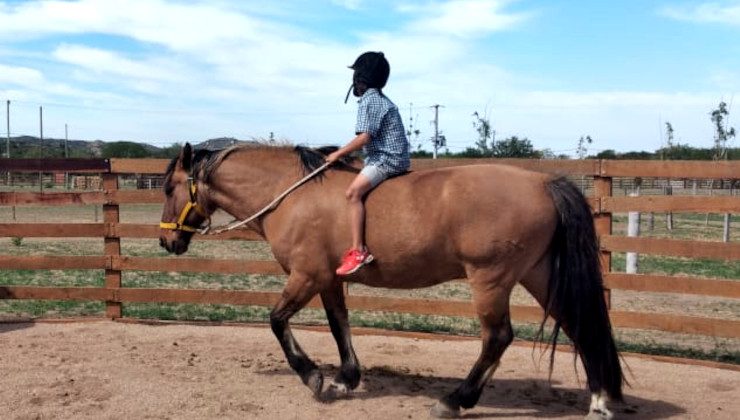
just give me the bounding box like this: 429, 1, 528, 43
39, 106, 43, 192
64, 123, 69, 189
430, 104, 443, 159
5, 100, 9, 187
5, 100, 9, 159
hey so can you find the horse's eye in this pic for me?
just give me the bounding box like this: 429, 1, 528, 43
164, 185, 174, 196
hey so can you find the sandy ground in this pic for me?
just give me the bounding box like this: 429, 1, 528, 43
0, 321, 738, 420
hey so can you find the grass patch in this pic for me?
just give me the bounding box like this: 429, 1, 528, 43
122, 271, 284, 291
617, 340, 739, 364
0, 300, 104, 317
0, 269, 104, 287
611, 253, 740, 279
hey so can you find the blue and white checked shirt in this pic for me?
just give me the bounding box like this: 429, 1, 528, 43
355, 88, 410, 174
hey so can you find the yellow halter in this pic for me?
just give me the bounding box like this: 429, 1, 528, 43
159, 179, 208, 233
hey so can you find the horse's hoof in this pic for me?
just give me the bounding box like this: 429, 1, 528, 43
306, 370, 324, 399
585, 409, 613, 420
430, 400, 460, 418
323, 381, 351, 400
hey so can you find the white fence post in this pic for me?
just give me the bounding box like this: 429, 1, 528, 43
626, 190, 640, 274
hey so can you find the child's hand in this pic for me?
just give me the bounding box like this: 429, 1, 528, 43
325, 150, 343, 164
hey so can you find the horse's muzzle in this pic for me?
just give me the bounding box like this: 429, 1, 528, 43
159, 233, 191, 255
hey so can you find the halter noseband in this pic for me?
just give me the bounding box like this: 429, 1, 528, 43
159, 178, 209, 233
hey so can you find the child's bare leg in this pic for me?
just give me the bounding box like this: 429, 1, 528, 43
345, 175, 373, 250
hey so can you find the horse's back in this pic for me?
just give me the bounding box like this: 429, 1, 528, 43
353, 164, 558, 287
367, 163, 556, 232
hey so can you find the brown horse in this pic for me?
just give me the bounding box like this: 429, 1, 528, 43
159, 143, 623, 419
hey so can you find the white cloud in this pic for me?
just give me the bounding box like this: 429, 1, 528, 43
52, 44, 185, 83
402, 0, 533, 38
0, 0, 730, 152
659, 1, 740, 26
0, 63, 45, 86
331, 0, 363, 10
708, 69, 740, 90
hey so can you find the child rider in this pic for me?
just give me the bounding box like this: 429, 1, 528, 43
325, 51, 411, 276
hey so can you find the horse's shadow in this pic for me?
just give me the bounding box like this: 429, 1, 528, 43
0, 320, 35, 334
258, 364, 684, 419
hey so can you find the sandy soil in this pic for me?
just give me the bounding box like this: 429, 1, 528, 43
0, 321, 738, 420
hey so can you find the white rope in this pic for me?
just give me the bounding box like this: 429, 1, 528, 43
200, 162, 331, 235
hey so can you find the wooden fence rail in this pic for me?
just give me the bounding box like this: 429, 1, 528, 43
1, 157, 739, 339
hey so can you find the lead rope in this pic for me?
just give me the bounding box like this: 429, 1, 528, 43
199, 161, 332, 235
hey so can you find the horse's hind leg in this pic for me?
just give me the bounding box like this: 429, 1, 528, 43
520, 253, 616, 420
431, 269, 515, 418
321, 281, 361, 397
270, 271, 326, 398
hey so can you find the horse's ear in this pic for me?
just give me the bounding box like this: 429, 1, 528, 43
179, 143, 193, 171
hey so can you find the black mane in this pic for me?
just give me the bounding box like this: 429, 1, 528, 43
164, 148, 219, 186
166, 144, 357, 188
294, 145, 358, 180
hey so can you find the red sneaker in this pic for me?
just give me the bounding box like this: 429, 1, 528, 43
335, 248, 374, 276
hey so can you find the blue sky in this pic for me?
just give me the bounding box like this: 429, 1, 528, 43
1, 0, 738, 156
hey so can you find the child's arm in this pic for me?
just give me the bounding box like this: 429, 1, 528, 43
325, 132, 371, 163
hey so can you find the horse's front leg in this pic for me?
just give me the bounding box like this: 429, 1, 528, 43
321, 281, 361, 397
270, 271, 325, 398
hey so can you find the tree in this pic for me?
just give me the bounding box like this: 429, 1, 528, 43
492, 136, 537, 158
710, 101, 736, 161
101, 141, 150, 158
472, 111, 494, 156
405, 103, 422, 151
596, 149, 617, 159
576, 135, 592, 159
156, 142, 183, 158
458, 147, 486, 158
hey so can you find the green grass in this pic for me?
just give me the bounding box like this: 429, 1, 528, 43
0, 300, 104, 317
611, 253, 740, 279
0, 269, 104, 287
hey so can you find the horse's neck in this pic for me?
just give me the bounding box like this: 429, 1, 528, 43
207, 151, 301, 220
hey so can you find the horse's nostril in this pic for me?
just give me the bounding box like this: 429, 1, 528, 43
159, 237, 166, 248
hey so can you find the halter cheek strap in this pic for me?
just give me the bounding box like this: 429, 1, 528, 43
160, 181, 208, 233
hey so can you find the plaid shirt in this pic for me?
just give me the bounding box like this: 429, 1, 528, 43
355, 88, 410, 173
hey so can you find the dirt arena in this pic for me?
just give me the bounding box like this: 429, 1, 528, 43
0, 320, 737, 419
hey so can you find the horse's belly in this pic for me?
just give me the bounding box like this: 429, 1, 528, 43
350, 258, 465, 289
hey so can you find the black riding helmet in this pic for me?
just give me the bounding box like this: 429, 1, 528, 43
344, 51, 390, 103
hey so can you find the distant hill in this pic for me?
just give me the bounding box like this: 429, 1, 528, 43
194, 137, 255, 151
2, 136, 255, 159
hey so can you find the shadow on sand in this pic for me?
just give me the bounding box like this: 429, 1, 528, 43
258, 364, 684, 419
0, 320, 36, 334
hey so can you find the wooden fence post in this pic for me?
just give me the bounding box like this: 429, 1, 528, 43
103, 173, 122, 319
593, 168, 613, 309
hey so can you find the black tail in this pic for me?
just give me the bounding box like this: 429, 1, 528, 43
543, 176, 624, 401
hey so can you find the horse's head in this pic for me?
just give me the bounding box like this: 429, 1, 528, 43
159, 143, 209, 255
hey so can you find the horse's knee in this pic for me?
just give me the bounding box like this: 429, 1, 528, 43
480, 320, 513, 361
496, 322, 514, 347
269, 307, 289, 336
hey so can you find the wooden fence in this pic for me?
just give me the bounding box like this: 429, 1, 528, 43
1, 157, 739, 339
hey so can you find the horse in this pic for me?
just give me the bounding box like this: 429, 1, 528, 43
159, 143, 624, 419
